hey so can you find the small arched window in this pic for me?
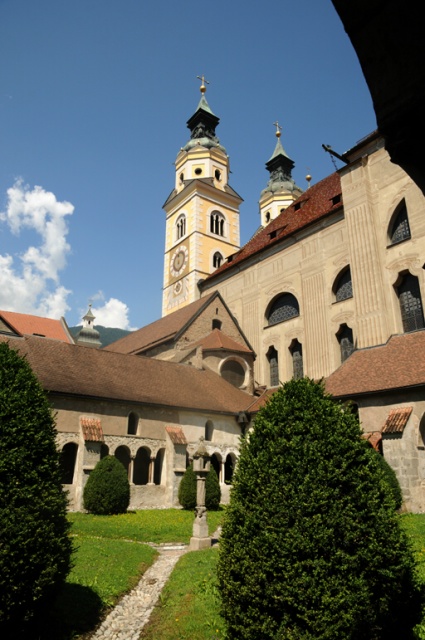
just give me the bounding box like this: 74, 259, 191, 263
397, 272, 425, 332
213, 252, 224, 269
289, 339, 303, 379
212, 319, 222, 330
210, 211, 225, 237
127, 411, 138, 435
267, 346, 279, 387
337, 324, 354, 363
389, 200, 411, 245
176, 214, 186, 240
205, 420, 214, 441
334, 267, 353, 302
267, 293, 299, 326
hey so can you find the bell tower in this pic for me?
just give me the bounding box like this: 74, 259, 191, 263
162, 78, 242, 316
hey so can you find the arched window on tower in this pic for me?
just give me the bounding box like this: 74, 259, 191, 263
289, 339, 303, 379
176, 214, 186, 240
333, 266, 353, 302
267, 346, 279, 387
213, 251, 224, 269
396, 272, 425, 332
210, 211, 225, 237
337, 324, 354, 363
389, 200, 411, 245
267, 293, 299, 326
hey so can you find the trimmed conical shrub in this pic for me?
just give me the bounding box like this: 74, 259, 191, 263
83, 455, 130, 515
218, 378, 420, 640
178, 463, 197, 510
0, 342, 72, 636
205, 465, 221, 510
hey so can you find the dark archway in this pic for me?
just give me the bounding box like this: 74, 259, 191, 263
133, 447, 150, 485
60, 442, 78, 484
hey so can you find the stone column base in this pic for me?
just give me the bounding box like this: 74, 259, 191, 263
189, 536, 212, 551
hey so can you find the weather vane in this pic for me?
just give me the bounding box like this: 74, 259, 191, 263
197, 75, 209, 94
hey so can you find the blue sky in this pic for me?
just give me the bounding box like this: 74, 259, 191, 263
0, 0, 376, 330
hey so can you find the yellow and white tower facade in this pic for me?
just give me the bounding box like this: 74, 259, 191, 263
162, 79, 242, 316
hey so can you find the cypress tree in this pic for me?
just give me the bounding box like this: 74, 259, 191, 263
218, 378, 420, 640
0, 342, 72, 635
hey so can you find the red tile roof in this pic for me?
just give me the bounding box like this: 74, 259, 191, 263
362, 431, 382, 450
326, 331, 425, 398
203, 172, 342, 281
80, 417, 104, 442
165, 426, 187, 445
104, 293, 217, 355
193, 328, 253, 353
0, 310, 74, 343
382, 407, 413, 434
0, 334, 252, 414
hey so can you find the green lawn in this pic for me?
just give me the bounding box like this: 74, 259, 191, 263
37, 510, 425, 640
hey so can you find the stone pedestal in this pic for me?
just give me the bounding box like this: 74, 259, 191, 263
189, 506, 211, 550
189, 437, 212, 551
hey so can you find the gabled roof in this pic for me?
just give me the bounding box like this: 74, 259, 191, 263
0, 309, 74, 343
326, 330, 425, 398
201, 172, 342, 283
193, 328, 253, 354
0, 334, 252, 414
105, 292, 253, 355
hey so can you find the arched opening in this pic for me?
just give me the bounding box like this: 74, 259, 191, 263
213, 251, 224, 269
389, 199, 411, 245
127, 411, 138, 436
212, 318, 222, 330
205, 420, 214, 441
60, 442, 78, 484
225, 454, 236, 484
133, 447, 150, 485
176, 214, 186, 240
267, 293, 299, 326
100, 443, 109, 459
221, 359, 245, 388
210, 211, 225, 236
115, 445, 131, 479
289, 339, 303, 379
211, 453, 222, 482
333, 266, 353, 302
266, 346, 279, 387
337, 324, 354, 363
154, 448, 165, 485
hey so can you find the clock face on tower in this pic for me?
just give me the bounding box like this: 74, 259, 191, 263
170, 245, 189, 277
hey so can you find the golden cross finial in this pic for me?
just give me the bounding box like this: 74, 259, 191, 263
197, 75, 209, 94
273, 121, 282, 138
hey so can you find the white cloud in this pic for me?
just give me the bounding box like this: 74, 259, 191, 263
0, 180, 73, 318
88, 293, 136, 331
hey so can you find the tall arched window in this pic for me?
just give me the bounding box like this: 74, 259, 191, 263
267, 346, 279, 387
205, 420, 214, 441
397, 272, 425, 332
176, 214, 186, 240
337, 324, 354, 363
127, 411, 138, 435
389, 200, 411, 245
334, 267, 353, 302
213, 251, 224, 269
289, 340, 303, 379
210, 211, 225, 236
154, 449, 165, 485
267, 293, 299, 326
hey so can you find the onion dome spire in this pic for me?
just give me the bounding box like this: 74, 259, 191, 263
76, 303, 101, 349
261, 122, 301, 197
183, 76, 226, 152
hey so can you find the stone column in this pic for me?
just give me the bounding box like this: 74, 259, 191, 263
190, 437, 212, 551
148, 457, 155, 486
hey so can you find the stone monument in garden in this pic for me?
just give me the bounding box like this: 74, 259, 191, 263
189, 437, 212, 550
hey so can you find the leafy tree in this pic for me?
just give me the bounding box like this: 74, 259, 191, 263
205, 465, 221, 511
178, 463, 221, 510
178, 463, 197, 510
0, 342, 72, 636
218, 378, 420, 640
83, 455, 130, 515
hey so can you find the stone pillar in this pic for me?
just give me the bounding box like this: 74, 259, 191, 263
190, 437, 212, 551
148, 457, 155, 486
129, 455, 135, 484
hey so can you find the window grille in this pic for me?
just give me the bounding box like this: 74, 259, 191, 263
268, 294, 299, 326
267, 347, 279, 386
338, 325, 354, 362
335, 268, 353, 302
398, 273, 425, 332
390, 202, 411, 244
290, 341, 303, 379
